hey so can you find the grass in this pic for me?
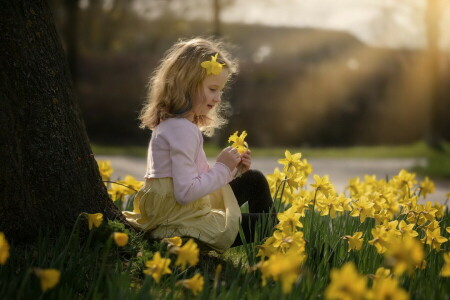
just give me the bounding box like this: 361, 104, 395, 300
2, 206, 449, 299
2, 158, 450, 299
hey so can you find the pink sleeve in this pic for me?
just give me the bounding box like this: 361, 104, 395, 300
166, 123, 233, 205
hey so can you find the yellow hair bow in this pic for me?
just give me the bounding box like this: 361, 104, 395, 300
200, 53, 225, 75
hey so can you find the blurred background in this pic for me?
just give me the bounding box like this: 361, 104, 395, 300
49, 0, 450, 149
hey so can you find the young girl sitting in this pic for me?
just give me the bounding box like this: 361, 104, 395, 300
123, 38, 274, 252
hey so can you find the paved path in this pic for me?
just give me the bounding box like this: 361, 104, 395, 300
96, 155, 449, 205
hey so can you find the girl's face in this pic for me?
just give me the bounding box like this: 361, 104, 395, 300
190, 69, 230, 118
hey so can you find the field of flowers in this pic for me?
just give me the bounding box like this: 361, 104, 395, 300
1, 145, 450, 299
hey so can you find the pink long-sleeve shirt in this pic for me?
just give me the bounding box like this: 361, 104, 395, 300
144, 117, 233, 205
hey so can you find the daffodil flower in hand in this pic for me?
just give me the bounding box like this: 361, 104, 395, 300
228, 131, 248, 154
228, 130, 250, 176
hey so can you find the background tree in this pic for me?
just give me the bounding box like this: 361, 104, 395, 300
0, 0, 123, 243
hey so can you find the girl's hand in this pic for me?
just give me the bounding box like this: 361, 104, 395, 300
239, 150, 252, 174
216, 146, 242, 172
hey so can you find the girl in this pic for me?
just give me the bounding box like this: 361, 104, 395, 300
123, 38, 274, 252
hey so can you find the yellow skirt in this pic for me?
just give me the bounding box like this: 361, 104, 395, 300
123, 178, 241, 252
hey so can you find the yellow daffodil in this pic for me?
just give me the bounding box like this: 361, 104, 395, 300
163, 236, 183, 248
310, 174, 334, 197
174, 239, 199, 270
343, 232, 364, 252
276, 208, 303, 232
34, 268, 61, 292
371, 277, 409, 300
201, 53, 224, 75
433, 202, 445, 219
107, 184, 128, 202
346, 177, 363, 198
371, 267, 391, 282
421, 228, 448, 251
316, 194, 344, 218
350, 196, 375, 223
278, 150, 303, 171
398, 220, 418, 238
440, 252, 450, 277
0, 233, 10, 265
324, 262, 368, 300
384, 236, 424, 276
272, 230, 306, 254
446, 227, 450, 234
228, 131, 249, 154
117, 175, 144, 194
85, 213, 103, 230
419, 177, 435, 198
143, 252, 172, 283
177, 273, 204, 295
113, 232, 129, 247
260, 249, 304, 294
98, 160, 113, 180
266, 167, 286, 196
256, 236, 278, 258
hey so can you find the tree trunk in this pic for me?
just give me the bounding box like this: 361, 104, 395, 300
0, 0, 124, 243
63, 0, 79, 87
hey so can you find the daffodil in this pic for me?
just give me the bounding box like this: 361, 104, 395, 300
163, 236, 183, 248
324, 262, 368, 300
371, 277, 409, 300
278, 150, 303, 171
118, 175, 144, 194
346, 177, 363, 198
440, 252, 450, 277
174, 239, 199, 270
85, 213, 103, 230
228, 131, 248, 154
113, 232, 129, 247
260, 249, 304, 294
143, 252, 172, 283
34, 268, 61, 292
350, 196, 375, 223
398, 220, 418, 238
177, 273, 204, 295
384, 236, 424, 275
310, 174, 334, 197
0, 232, 10, 265
272, 230, 306, 254
266, 167, 286, 196
98, 160, 113, 180
276, 208, 303, 233
419, 177, 435, 198
343, 232, 364, 252
421, 228, 448, 251
316, 194, 344, 218
200, 53, 225, 75
371, 267, 391, 282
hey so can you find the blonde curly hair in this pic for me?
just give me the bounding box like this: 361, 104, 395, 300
139, 37, 239, 137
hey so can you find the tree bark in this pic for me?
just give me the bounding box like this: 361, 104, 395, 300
0, 0, 124, 243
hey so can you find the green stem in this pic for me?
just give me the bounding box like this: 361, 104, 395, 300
16, 269, 32, 300
103, 181, 138, 192
90, 237, 113, 298
54, 213, 83, 265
